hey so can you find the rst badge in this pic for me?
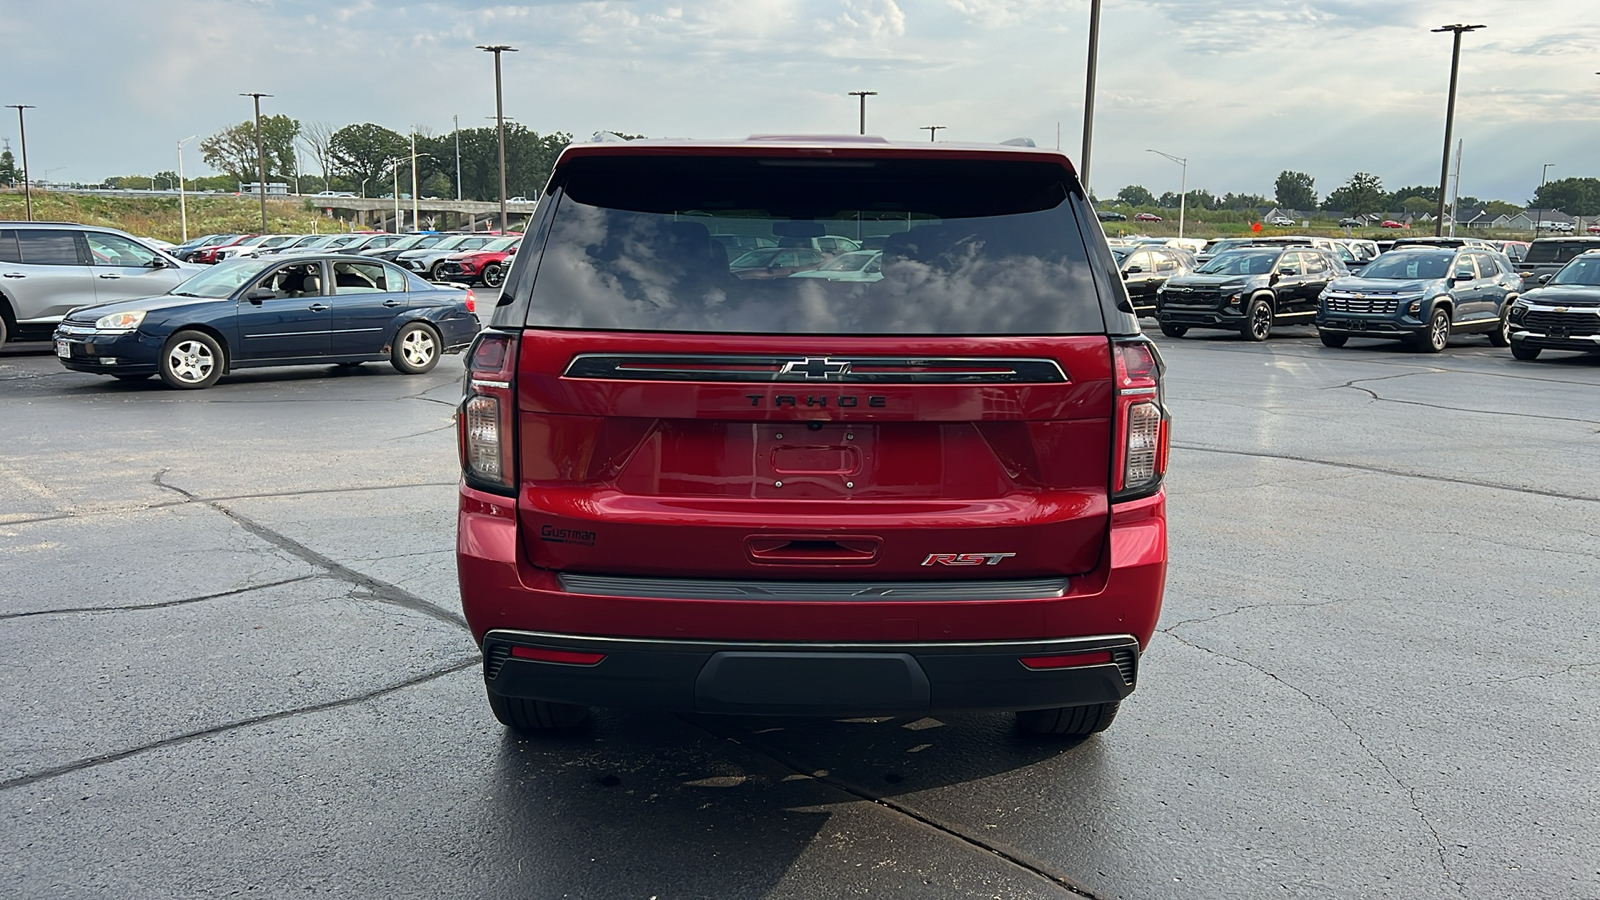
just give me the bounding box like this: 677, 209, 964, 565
922, 552, 1016, 567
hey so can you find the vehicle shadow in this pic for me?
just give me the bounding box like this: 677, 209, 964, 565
480, 708, 1099, 896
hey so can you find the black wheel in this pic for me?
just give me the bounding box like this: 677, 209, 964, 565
113, 372, 153, 382
158, 330, 224, 389
1511, 342, 1541, 361
1319, 331, 1348, 348
487, 688, 589, 732
1488, 305, 1512, 347
1420, 308, 1450, 353
1242, 297, 1273, 341
390, 322, 441, 374
1158, 322, 1188, 338
1017, 701, 1120, 736
0, 306, 9, 345
429, 261, 448, 282
482, 263, 505, 289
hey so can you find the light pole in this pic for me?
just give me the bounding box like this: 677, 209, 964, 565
240, 92, 273, 232
177, 135, 196, 242
1447, 138, 1463, 237
1081, 0, 1102, 196
453, 113, 462, 201
411, 134, 420, 229
477, 44, 517, 233
389, 158, 403, 232
1431, 24, 1484, 237
1534, 162, 1554, 237
848, 91, 877, 135
1147, 149, 1187, 239
6, 104, 35, 221
921, 125, 945, 142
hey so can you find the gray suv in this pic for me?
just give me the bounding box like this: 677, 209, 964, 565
0, 223, 197, 344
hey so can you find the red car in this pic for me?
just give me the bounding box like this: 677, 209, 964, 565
1380, 220, 1406, 229
1588, 224, 1600, 235
193, 234, 258, 264
456, 136, 1170, 737
1134, 212, 1162, 222
434, 236, 521, 287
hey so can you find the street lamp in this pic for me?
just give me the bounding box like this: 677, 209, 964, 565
177, 135, 197, 242
240, 92, 273, 232
921, 125, 945, 142
453, 113, 462, 201
1080, 0, 1102, 196
477, 44, 517, 233
848, 91, 876, 135
1147, 149, 1187, 239
6, 104, 35, 221
1534, 162, 1554, 237
1430, 24, 1484, 237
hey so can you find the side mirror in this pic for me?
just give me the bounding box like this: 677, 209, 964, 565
1538, 274, 1552, 284
1453, 275, 1472, 284
1124, 265, 1142, 276
245, 288, 275, 303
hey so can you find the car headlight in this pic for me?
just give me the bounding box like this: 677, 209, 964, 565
95, 310, 146, 332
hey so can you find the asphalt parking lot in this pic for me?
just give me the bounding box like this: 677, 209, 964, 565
2, 323, 1597, 899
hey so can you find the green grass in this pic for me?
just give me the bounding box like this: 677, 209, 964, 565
0, 189, 350, 242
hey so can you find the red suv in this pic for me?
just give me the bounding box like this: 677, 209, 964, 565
457, 136, 1170, 737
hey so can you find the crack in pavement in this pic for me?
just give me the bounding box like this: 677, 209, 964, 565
152, 469, 467, 631
1172, 444, 1600, 503
0, 575, 321, 621
1465, 661, 1600, 686
0, 482, 458, 528
1333, 375, 1600, 425
685, 717, 1100, 899
0, 658, 479, 791
1162, 631, 1467, 897
1159, 595, 1357, 631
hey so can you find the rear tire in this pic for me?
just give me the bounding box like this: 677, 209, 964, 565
1158, 322, 1188, 338
1489, 305, 1512, 347
390, 322, 440, 374
486, 689, 589, 732
159, 330, 225, 389
0, 305, 9, 346
1017, 701, 1120, 736
1319, 331, 1348, 348
1242, 297, 1273, 341
1511, 342, 1541, 361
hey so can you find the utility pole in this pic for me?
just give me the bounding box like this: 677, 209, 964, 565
1147, 149, 1187, 239
1534, 162, 1554, 238
1447, 139, 1463, 237
6, 105, 35, 221
477, 44, 518, 233
921, 125, 945, 142
240, 92, 273, 232
1080, 0, 1102, 196
177, 135, 196, 242
848, 91, 877, 135
454, 114, 462, 201
411, 133, 420, 230
1430, 24, 1483, 237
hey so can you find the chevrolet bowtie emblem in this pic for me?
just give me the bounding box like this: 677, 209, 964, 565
780, 358, 852, 379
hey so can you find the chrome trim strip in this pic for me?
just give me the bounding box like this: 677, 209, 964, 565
562, 353, 1069, 385
484, 628, 1139, 653
557, 572, 1071, 602
1118, 386, 1158, 396
470, 379, 511, 390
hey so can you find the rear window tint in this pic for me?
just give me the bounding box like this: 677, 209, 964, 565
524, 156, 1104, 335
1524, 240, 1600, 264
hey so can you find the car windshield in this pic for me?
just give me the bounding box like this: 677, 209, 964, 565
1551, 256, 1600, 285
525, 154, 1104, 334
429, 235, 473, 251
1360, 253, 1451, 280
169, 259, 264, 298
1195, 249, 1280, 275
481, 237, 519, 252
1110, 248, 1131, 262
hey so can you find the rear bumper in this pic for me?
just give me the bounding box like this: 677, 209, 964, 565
482, 630, 1138, 716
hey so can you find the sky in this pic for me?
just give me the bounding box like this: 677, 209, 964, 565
1, 0, 1596, 207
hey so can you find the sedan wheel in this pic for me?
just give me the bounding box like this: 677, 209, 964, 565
391, 322, 440, 375
159, 330, 224, 389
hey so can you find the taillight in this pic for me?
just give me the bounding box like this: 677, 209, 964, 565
464, 289, 476, 313
459, 331, 517, 494
1111, 338, 1170, 500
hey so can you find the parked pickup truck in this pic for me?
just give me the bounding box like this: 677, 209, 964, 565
1516, 237, 1600, 285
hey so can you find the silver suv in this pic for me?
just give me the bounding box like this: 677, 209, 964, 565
0, 222, 197, 344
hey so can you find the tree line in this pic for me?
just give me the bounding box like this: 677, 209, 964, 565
95, 117, 596, 201
1109, 169, 1600, 218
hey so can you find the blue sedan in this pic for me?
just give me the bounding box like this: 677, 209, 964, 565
53, 254, 481, 389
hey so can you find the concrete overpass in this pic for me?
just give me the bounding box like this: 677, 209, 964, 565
36, 187, 539, 232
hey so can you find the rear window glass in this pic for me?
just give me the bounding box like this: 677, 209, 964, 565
1524, 240, 1600, 264
523, 155, 1104, 334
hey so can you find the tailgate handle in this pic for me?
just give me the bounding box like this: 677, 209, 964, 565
747, 536, 880, 565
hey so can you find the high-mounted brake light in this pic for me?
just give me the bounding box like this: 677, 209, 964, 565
459, 331, 518, 493
1111, 338, 1170, 500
